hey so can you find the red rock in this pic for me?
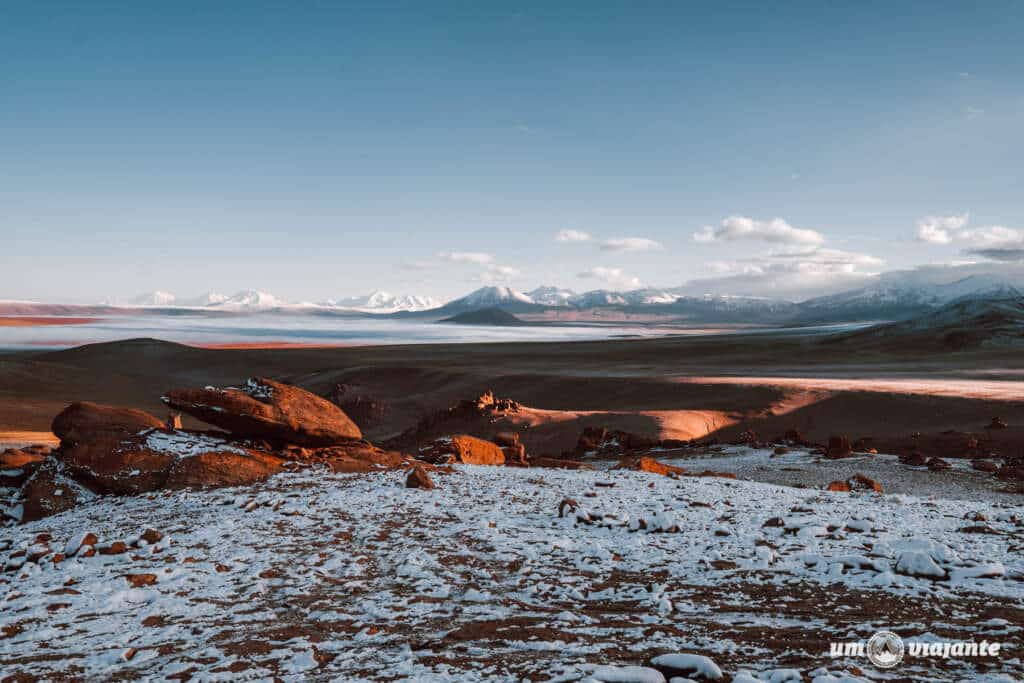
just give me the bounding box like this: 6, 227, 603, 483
51, 402, 163, 445
20, 460, 86, 522
406, 465, 435, 489
98, 541, 128, 555
826, 435, 852, 459
141, 528, 163, 544
162, 377, 361, 447
971, 459, 999, 473
773, 446, 789, 455
314, 443, 409, 473
849, 473, 883, 493
529, 457, 594, 470
419, 435, 505, 466
164, 450, 286, 489
927, 457, 952, 471
501, 443, 528, 465
826, 480, 851, 492
58, 434, 175, 495
613, 456, 686, 477
126, 573, 157, 588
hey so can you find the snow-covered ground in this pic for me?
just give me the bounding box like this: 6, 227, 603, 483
2, 465, 1021, 681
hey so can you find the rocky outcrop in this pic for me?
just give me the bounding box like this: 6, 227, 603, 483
613, 456, 686, 477
828, 473, 883, 493
162, 377, 362, 447
164, 449, 286, 489
51, 402, 163, 446
418, 435, 505, 466
20, 460, 93, 523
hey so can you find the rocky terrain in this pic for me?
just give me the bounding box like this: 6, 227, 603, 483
2, 372, 1023, 681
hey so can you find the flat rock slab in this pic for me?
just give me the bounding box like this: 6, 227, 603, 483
162, 377, 362, 447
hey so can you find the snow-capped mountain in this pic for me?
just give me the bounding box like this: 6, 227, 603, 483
130, 291, 177, 307
320, 291, 439, 313
207, 290, 283, 310
182, 292, 229, 307
429, 286, 541, 315
526, 286, 576, 307
794, 274, 1024, 323
452, 286, 535, 307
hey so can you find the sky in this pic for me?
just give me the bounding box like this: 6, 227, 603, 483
2, 1, 1022, 304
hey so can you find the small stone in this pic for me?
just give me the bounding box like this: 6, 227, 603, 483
98, 541, 128, 555
126, 573, 158, 588
406, 465, 435, 489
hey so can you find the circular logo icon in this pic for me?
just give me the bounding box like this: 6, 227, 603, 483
866, 630, 905, 669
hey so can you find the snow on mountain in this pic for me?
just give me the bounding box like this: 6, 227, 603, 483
796, 274, 1024, 323
207, 290, 283, 310
526, 286, 576, 307
130, 291, 177, 307
183, 292, 229, 307
449, 286, 535, 307
321, 291, 439, 313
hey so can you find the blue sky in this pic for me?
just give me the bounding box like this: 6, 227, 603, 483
2, 1, 1022, 303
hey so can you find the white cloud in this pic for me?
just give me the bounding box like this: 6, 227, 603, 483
958, 225, 1024, 261
438, 251, 494, 265
600, 237, 663, 252
916, 214, 968, 244
473, 263, 522, 284
694, 216, 825, 246
556, 229, 591, 243
678, 247, 883, 300
576, 266, 642, 289
957, 225, 1023, 249
914, 214, 1024, 261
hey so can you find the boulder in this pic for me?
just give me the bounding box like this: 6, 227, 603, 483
164, 449, 286, 489
971, 459, 999, 473
899, 451, 928, 466
58, 435, 175, 494
849, 473, 883, 492
59, 429, 270, 495
20, 460, 92, 522
317, 443, 410, 473
613, 456, 685, 477
826, 480, 851, 492
825, 435, 852, 459
927, 457, 952, 471
51, 402, 163, 445
418, 435, 505, 466
162, 377, 362, 447
406, 465, 435, 489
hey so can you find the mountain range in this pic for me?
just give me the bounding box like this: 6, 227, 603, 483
10, 267, 1024, 326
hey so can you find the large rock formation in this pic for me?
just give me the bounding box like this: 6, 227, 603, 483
51, 402, 164, 446
418, 435, 505, 465
162, 377, 362, 447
